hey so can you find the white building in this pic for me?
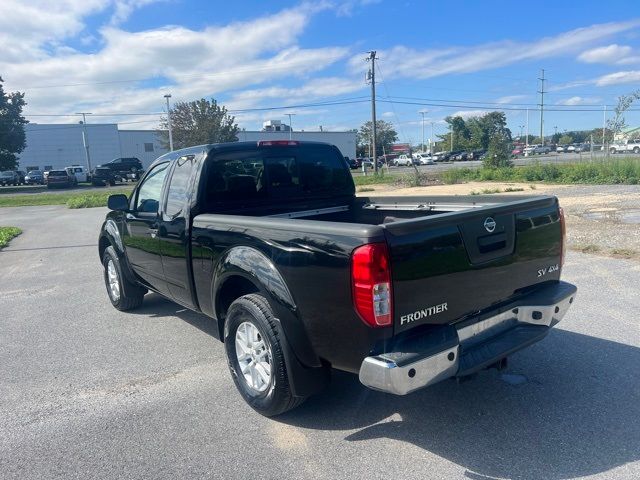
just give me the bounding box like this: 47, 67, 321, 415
17, 122, 357, 172
18, 124, 168, 172
237, 128, 356, 159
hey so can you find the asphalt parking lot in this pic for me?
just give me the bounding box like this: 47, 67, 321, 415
1, 206, 639, 479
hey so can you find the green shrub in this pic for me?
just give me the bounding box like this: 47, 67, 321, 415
0, 226, 21, 249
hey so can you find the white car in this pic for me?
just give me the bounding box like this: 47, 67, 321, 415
416, 153, 434, 165
523, 145, 537, 155
394, 154, 413, 166
67, 165, 89, 183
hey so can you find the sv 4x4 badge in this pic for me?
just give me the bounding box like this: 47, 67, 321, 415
538, 263, 559, 277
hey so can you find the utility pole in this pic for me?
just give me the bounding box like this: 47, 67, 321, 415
420, 111, 427, 152
519, 125, 524, 139
554, 125, 558, 140
286, 113, 296, 140
525, 108, 529, 147
430, 122, 435, 153
538, 69, 545, 146
164, 94, 174, 151
366, 51, 378, 174
76, 112, 93, 172
602, 105, 607, 152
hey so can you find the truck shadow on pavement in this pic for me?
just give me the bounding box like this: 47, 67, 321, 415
279, 329, 640, 480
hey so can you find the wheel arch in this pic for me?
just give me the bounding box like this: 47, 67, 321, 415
212, 246, 329, 397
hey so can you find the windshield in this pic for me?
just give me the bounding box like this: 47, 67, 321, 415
1, 171, 13, 175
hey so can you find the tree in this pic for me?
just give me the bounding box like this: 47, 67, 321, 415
607, 90, 640, 143
0, 77, 28, 170
481, 112, 512, 168
159, 98, 239, 149
558, 134, 573, 145
356, 120, 398, 157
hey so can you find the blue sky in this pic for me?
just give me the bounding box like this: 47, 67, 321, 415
1, 0, 639, 144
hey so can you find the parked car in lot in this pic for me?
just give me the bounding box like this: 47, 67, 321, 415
345, 157, 359, 170
609, 140, 640, 154
0, 171, 20, 186
46, 169, 77, 189
533, 145, 552, 155
99, 140, 576, 417
25, 170, 45, 185
467, 150, 485, 160
416, 153, 434, 165
566, 144, 577, 153
16, 171, 26, 184
96, 157, 143, 178
67, 165, 90, 182
91, 167, 117, 186
575, 144, 591, 153
393, 154, 413, 166
555, 145, 566, 153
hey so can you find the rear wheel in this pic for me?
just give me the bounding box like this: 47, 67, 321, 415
102, 245, 146, 311
634, 147, 640, 154
224, 294, 305, 416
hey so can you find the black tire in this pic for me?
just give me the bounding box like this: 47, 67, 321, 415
224, 294, 306, 416
610, 148, 617, 154
634, 147, 640, 154
102, 245, 146, 311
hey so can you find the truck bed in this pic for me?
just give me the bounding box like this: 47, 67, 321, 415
192, 193, 562, 371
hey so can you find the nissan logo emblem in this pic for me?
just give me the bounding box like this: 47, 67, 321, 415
484, 217, 496, 233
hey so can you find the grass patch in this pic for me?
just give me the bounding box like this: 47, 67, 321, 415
353, 174, 399, 186
441, 157, 640, 185
357, 187, 375, 193
503, 187, 525, 192
611, 248, 637, 258
0, 189, 132, 208
574, 244, 602, 254
0, 226, 22, 249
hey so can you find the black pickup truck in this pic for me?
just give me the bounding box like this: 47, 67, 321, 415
99, 140, 577, 416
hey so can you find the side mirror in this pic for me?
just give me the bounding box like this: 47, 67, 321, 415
107, 194, 129, 211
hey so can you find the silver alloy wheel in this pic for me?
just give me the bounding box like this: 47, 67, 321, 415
235, 321, 272, 393
107, 259, 121, 301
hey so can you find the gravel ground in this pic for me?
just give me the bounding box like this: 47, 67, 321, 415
0, 206, 639, 479
360, 182, 640, 260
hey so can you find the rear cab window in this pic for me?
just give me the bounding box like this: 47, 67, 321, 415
201, 143, 353, 209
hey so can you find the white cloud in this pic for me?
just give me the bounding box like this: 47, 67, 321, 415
555, 96, 602, 106
496, 95, 528, 104
110, 0, 165, 25
578, 44, 633, 63
349, 20, 640, 80
0, 4, 349, 128
594, 70, 640, 86
381, 111, 394, 117
451, 110, 491, 119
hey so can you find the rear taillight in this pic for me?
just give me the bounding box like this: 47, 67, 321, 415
559, 206, 566, 266
351, 243, 393, 327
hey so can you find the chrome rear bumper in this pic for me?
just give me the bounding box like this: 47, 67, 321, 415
359, 281, 577, 395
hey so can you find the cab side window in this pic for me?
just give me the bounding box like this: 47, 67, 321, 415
136, 162, 170, 213
166, 155, 195, 217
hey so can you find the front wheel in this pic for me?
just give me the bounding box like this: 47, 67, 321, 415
610, 148, 617, 154
102, 245, 146, 311
634, 147, 640, 154
224, 294, 306, 416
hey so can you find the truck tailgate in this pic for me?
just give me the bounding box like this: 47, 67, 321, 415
382, 196, 563, 333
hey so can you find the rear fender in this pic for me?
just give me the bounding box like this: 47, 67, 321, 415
214, 246, 329, 397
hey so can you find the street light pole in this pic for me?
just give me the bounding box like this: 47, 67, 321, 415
164, 94, 174, 152
420, 111, 426, 152
76, 112, 93, 172
430, 122, 434, 154
286, 113, 296, 140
